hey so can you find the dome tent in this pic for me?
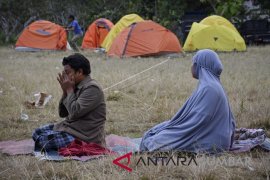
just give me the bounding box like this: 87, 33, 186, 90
101, 14, 144, 52
108, 20, 182, 57
183, 15, 246, 52
81, 18, 114, 49
15, 20, 67, 51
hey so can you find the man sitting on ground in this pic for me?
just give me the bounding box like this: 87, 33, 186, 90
32, 53, 106, 151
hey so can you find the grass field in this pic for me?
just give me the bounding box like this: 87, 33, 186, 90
0, 46, 269, 179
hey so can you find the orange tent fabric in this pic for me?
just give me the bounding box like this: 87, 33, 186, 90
108, 21, 182, 57
16, 20, 67, 50
82, 18, 114, 49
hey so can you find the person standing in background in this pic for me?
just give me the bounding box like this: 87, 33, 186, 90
66, 15, 83, 51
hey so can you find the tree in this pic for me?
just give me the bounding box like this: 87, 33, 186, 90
200, 0, 245, 19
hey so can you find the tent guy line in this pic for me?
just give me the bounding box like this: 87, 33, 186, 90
103, 58, 170, 92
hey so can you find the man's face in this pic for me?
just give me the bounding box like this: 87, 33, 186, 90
68, 18, 73, 23
64, 65, 81, 84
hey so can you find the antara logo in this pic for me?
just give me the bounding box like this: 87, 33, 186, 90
112, 152, 197, 172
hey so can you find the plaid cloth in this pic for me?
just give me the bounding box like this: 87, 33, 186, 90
32, 124, 75, 151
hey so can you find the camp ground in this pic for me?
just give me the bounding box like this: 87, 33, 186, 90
13, 15, 260, 54
1, 44, 269, 179
0, 1, 270, 179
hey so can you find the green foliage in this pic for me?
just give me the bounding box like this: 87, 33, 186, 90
0, 0, 268, 44
0, 31, 5, 45
0, 0, 190, 44
154, 0, 188, 29
200, 0, 245, 19
258, 0, 270, 9
217, 0, 244, 18
0, 31, 16, 45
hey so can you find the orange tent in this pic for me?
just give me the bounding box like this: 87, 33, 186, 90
108, 20, 182, 57
82, 18, 114, 49
15, 20, 67, 51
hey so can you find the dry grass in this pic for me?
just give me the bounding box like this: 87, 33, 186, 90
0, 46, 269, 179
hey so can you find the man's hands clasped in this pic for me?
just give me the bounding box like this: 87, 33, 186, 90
57, 71, 75, 97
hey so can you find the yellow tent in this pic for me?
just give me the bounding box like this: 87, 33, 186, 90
101, 14, 144, 52
183, 15, 246, 52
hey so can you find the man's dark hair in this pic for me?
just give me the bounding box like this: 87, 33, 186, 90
62, 53, 91, 75
68, 15, 75, 20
